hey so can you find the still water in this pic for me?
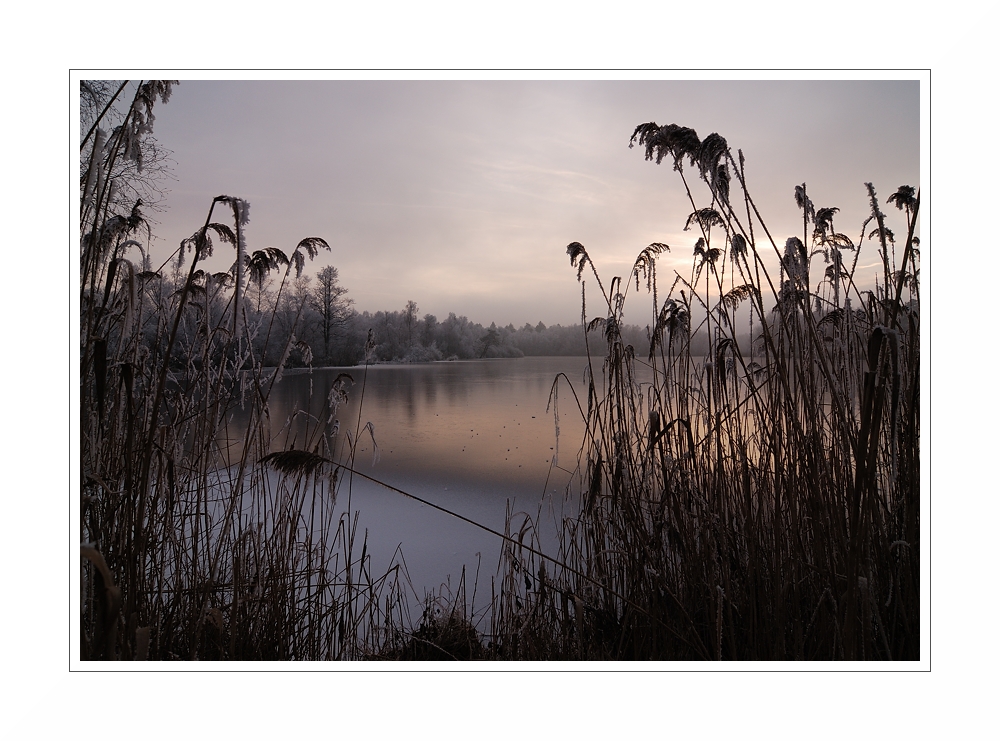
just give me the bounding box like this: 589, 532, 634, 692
228, 357, 606, 601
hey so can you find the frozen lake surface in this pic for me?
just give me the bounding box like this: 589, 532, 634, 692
222, 357, 619, 607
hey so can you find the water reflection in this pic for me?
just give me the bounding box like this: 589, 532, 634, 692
258, 357, 600, 495
223, 357, 655, 595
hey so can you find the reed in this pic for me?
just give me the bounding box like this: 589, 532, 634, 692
80, 85, 918, 661
489, 122, 920, 660
79, 81, 412, 660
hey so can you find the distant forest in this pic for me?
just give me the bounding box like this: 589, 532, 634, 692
148, 260, 729, 367
228, 266, 740, 366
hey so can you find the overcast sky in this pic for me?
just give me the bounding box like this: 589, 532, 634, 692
145, 78, 920, 327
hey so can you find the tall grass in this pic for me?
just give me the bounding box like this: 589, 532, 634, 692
80, 87, 919, 661
490, 122, 919, 660
79, 81, 414, 660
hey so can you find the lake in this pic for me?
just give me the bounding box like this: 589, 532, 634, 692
225, 357, 613, 608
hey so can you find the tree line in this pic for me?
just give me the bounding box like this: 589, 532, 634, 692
143, 254, 736, 370
210, 262, 656, 367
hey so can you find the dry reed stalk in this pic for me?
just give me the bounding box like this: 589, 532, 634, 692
80, 81, 410, 660
489, 122, 919, 661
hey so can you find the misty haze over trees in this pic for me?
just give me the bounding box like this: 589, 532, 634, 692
156, 256, 721, 367
153, 254, 734, 368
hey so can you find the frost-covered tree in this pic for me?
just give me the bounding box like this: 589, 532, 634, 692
404, 300, 419, 346
311, 266, 353, 362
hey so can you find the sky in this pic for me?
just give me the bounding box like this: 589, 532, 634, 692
137, 77, 920, 328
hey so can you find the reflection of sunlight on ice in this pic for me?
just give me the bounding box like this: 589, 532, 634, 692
220, 357, 652, 609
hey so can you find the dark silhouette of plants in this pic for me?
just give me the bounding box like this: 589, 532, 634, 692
79, 81, 405, 661
492, 121, 919, 661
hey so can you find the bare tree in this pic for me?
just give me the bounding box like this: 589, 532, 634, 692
404, 300, 418, 346
311, 266, 353, 362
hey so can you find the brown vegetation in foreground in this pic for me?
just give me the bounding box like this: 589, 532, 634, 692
80, 82, 918, 661
488, 123, 919, 660
80, 81, 417, 659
